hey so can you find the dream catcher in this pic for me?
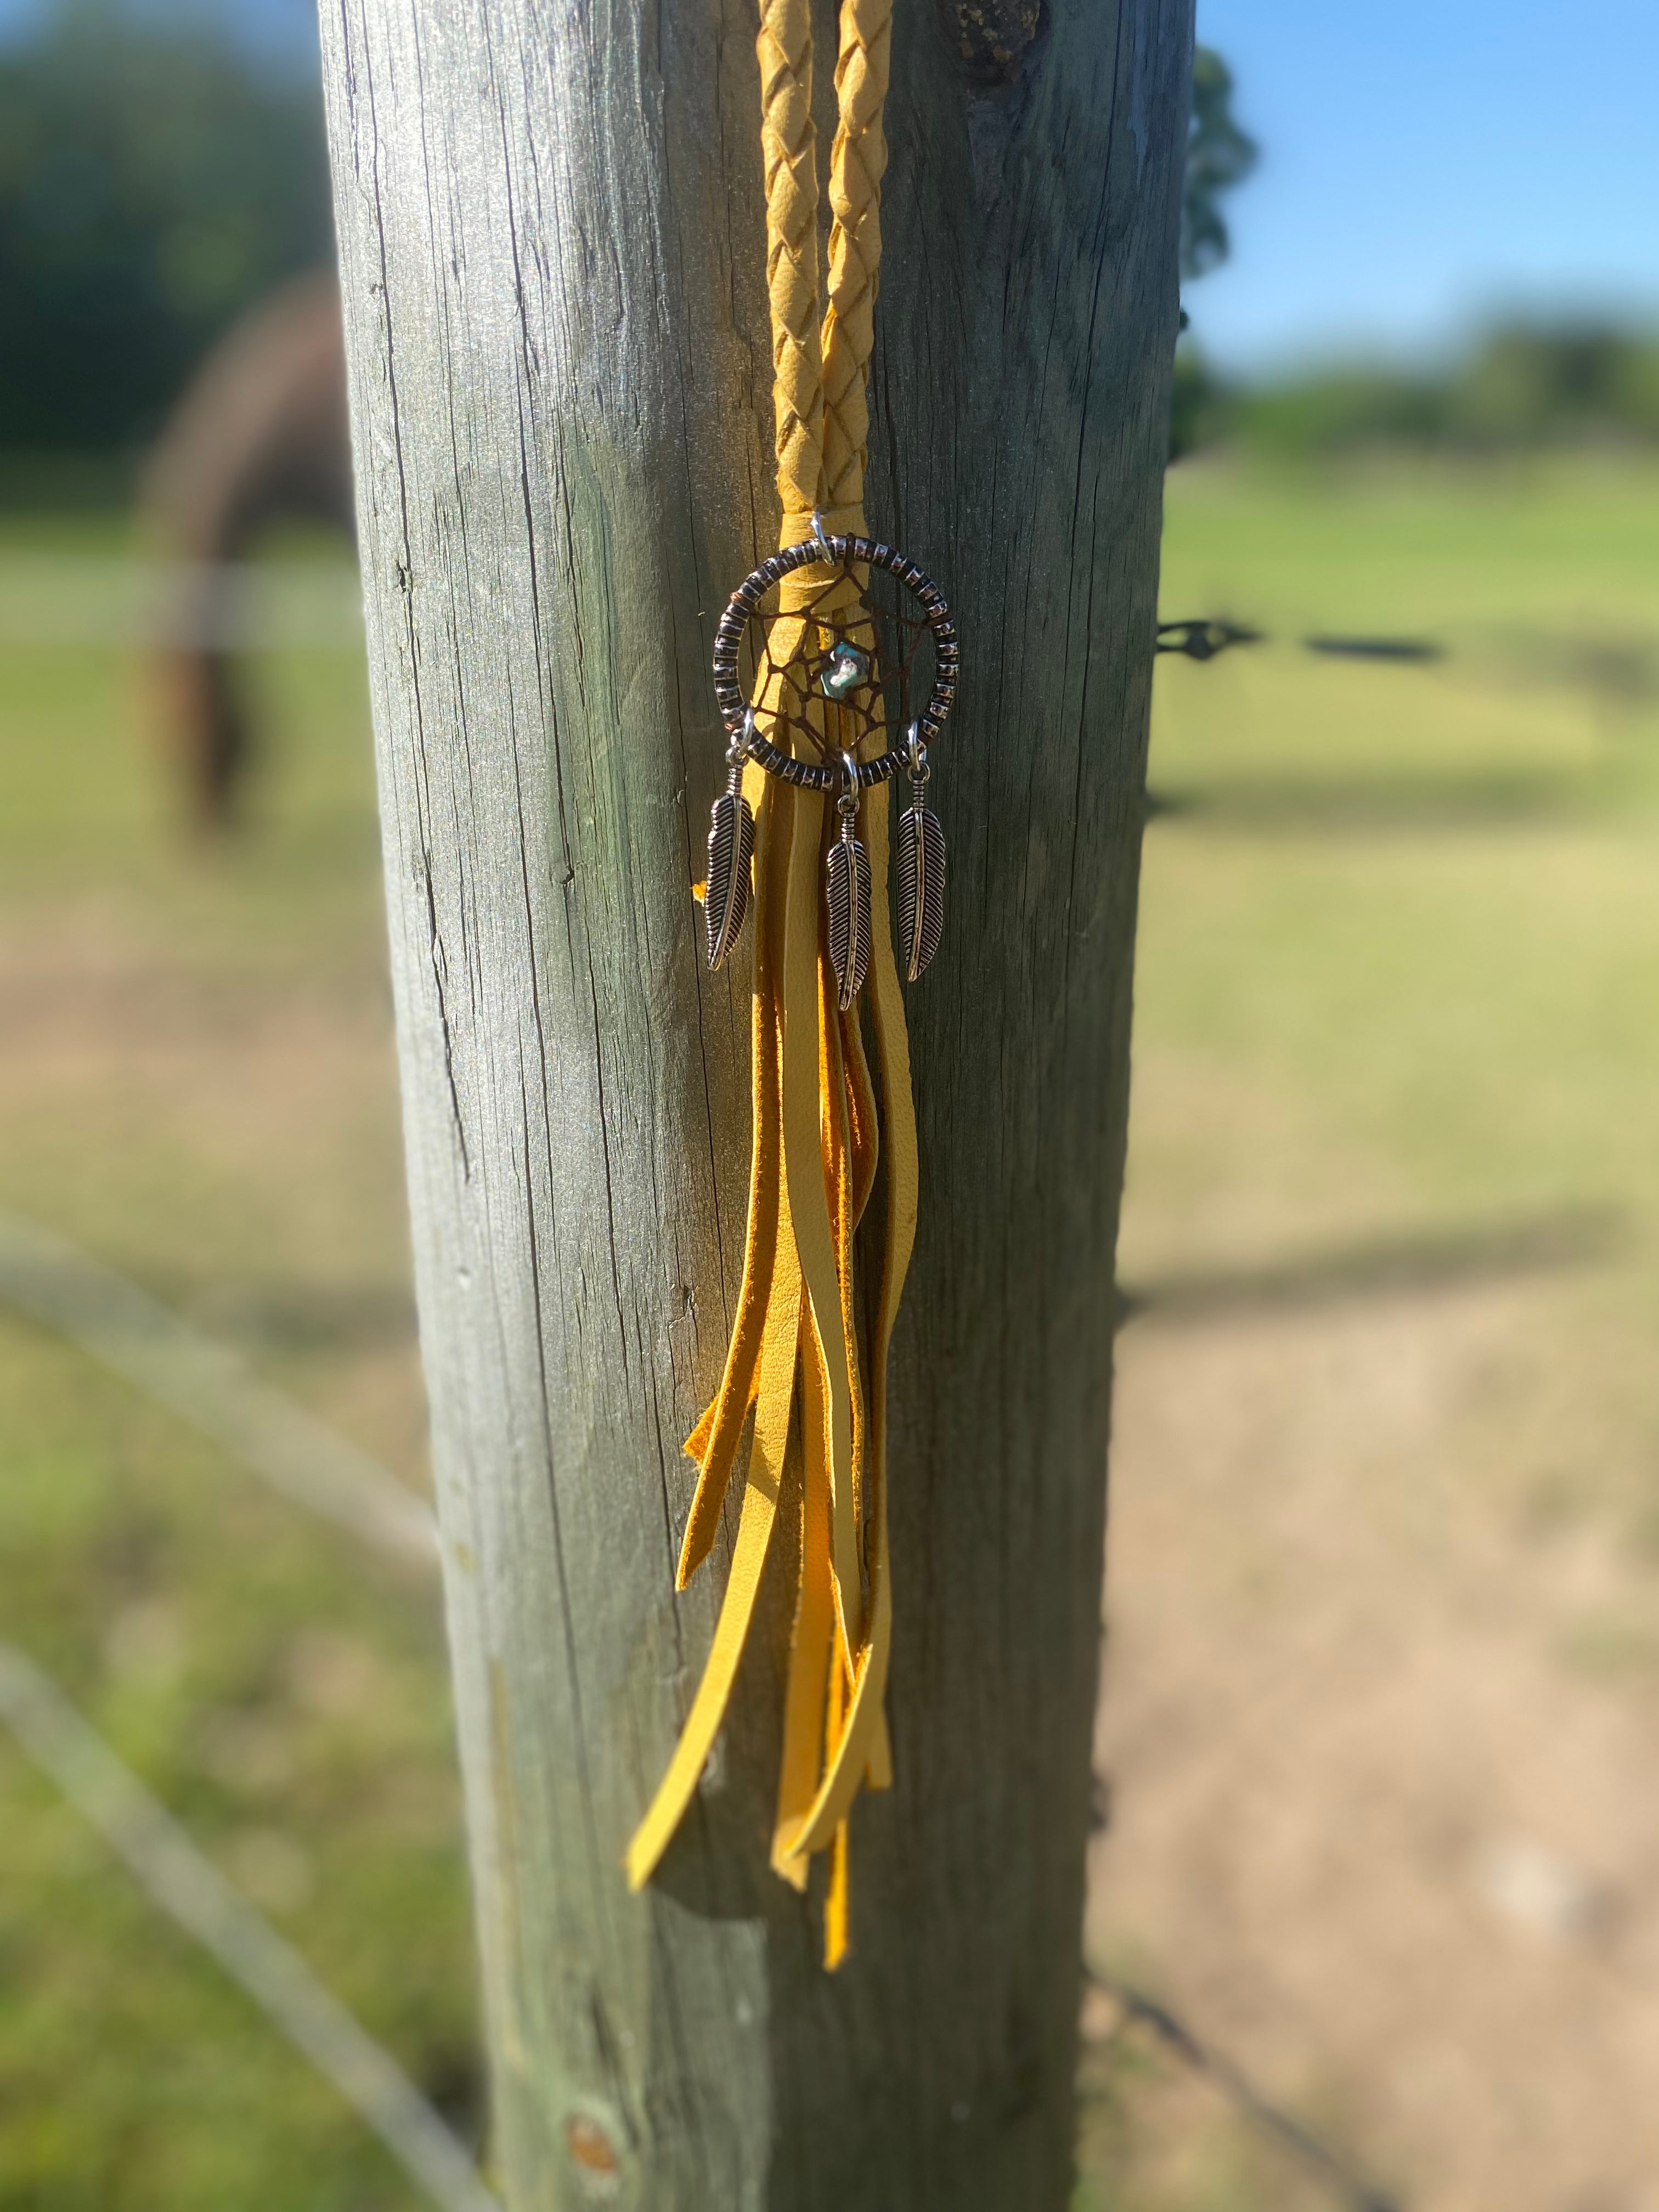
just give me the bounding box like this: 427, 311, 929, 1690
627, 0, 958, 1967
706, 521, 956, 995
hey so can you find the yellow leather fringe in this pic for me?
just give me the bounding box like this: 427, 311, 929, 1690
626, 0, 909, 1971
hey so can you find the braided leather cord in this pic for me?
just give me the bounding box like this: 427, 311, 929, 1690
757, 0, 826, 534
815, 0, 893, 536
761, 0, 891, 549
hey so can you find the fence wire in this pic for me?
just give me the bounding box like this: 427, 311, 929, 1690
0, 1643, 498, 2212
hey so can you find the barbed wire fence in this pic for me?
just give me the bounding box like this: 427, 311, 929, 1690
1082, 1960, 1402, 2211
0, 1212, 494, 2211
0, 1644, 498, 2212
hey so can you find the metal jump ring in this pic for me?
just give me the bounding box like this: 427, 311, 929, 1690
726, 707, 757, 771
836, 749, 861, 817
710, 530, 959, 795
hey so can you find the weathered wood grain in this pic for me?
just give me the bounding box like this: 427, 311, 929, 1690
318, 0, 1192, 2202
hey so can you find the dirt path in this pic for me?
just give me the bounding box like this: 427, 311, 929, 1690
1092, 1223, 1659, 2211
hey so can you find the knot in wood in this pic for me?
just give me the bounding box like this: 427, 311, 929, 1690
940, 0, 1042, 85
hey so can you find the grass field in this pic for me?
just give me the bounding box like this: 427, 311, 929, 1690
0, 524, 473, 2211
0, 459, 1655, 2209
1094, 455, 1659, 2212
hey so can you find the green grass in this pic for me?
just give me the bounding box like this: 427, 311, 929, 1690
1098, 453, 1659, 2208
0, 532, 477, 2211
0, 460, 1655, 2207
1130, 455, 1659, 1566
1141, 456, 1659, 1226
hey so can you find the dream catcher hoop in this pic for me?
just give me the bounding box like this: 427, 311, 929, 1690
706, 516, 957, 1000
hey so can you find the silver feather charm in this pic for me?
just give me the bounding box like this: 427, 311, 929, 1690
825, 833, 872, 1011
896, 799, 946, 982
704, 786, 755, 968
825, 756, 872, 1011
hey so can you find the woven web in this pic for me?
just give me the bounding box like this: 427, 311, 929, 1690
741, 563, 936, 763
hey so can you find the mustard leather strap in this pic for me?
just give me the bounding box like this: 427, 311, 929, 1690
624, 776, 800, 1890
627, 0, 907, 1972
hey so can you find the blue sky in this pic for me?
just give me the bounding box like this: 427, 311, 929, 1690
1194, 0, 1659, 371
3, 0, 1653, 372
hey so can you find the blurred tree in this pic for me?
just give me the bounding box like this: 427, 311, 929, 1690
1166, 347, 1229, 461
1170, 47, 1256, 459
1229, 321, 1659, 458
1444, 321, 1659, 447
1180, 45, 1257, 284
0, 0, 330, 455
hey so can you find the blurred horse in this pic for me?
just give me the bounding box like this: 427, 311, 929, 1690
142, 269, 354, 828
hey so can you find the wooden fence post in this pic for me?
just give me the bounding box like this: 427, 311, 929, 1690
318, 0, 1190, 2202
